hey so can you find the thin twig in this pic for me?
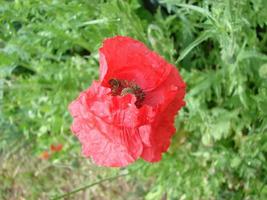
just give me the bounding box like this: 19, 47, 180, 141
50, 171, 132, 200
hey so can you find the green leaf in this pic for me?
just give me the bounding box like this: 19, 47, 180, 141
176, 30, 213, 63
259, 63, 267, 78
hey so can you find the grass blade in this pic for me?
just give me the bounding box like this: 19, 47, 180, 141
176, 30, 213, 63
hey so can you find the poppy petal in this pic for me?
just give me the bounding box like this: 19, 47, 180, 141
99, 36, 172, 91
69, 82, 145, 167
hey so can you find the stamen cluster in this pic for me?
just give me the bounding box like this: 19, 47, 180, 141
108, 78, 145, 108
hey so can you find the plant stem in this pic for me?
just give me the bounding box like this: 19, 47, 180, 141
50, 172, 131, 200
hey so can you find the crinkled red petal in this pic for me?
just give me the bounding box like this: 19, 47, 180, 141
69, 81, 152, 167
141, 67, 186, 161
99, 36, 172, 91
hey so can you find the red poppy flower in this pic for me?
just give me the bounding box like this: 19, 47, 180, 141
40, 151, 50, 160
50, 144, 63, 152
69, 36, 186, 167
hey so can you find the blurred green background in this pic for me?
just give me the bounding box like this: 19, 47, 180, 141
0, 0, 267, 199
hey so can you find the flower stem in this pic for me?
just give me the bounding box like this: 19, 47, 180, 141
50, 172, 131, 199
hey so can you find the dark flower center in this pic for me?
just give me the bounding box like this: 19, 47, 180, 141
108, 78, 145, 108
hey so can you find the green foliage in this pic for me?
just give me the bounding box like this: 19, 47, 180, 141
0, 0, 266, 199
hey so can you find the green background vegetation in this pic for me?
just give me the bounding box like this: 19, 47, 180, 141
0, 0, 267, 199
